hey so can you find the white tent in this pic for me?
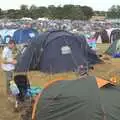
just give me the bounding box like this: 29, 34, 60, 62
21, 17, 33, 21
96, 35, 102, 43
37, 17, 49, 21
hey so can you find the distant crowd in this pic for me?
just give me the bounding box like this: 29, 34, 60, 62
0, 19, 119, 33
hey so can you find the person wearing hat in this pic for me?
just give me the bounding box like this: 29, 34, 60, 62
1, 40, 17, 96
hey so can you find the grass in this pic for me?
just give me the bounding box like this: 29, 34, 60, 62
96, 43, 110, 54
0, 43, 120, 120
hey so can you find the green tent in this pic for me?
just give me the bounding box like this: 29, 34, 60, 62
101, 84, 120, 120
31, 76, 120, 120
105, 39, 120, 55
35, 76, 104, 120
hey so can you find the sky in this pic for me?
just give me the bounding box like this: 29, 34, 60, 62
0, 0, 120, 11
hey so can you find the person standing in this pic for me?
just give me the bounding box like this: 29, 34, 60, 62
1, 40, 17, 96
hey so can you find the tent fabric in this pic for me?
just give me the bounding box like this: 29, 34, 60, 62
110, 29, 120, 43
27, 86, 43, 97
96, 77, 111, 88
112, 53, 120, 58
4, 35, 12, 44
32, 76, 113, 120
13, 28, 39, 44
101, 85, 120, 120
35, 76, 104, 120
0, 29, 16, 44
32, 76, 120, 120
105, 39, 120, 56
15, 30, 101, 73
94, 29, 109, 43
87, 38, 96, 50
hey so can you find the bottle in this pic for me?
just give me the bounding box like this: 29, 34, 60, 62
10, 80, 20, 96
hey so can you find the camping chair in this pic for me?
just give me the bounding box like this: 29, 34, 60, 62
13, 74, 32, 111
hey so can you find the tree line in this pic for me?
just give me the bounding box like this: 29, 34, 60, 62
0, 4, 119, 20
0, 5, 94, 20
107, 5, 120, 19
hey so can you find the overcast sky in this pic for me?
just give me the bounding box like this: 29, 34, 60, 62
0, 0, 120, 11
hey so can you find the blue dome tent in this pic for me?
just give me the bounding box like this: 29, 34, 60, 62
13, 28, 39, 44
15, 30, 101, 73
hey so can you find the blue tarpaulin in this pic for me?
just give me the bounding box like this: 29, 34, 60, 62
27, 86, 43, 97
112, 53, 120, 58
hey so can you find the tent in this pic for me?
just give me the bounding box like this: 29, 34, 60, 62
15, 30, 101, 73
100, 84, 120, 120
13, 28, 39, 44
4, 35, 12, 44
0, 34, 3, 44
86, 38, 96, 50
110, 29, 120, 43
94, 29, 109, 43
105, 39, 120, 57
37, 17, 49, 21
31, 76, 120, 120
0, 29, 16, 44
84, 33, 94, 45
21, 17, 33, 21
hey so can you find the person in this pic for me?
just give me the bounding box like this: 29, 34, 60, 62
1, 40, 17, 96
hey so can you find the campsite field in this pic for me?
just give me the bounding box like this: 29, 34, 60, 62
0, 43, 120, 120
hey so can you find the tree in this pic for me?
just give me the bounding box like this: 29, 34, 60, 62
0, 4, 98, 20
7, 9, 16, 19
107, 5, 120, 18
30, 5, 37, 10
29, 5, 38, 19
20, 4, 28, 11
48, 5, 56, 19
19, 5, 30, 17
94, 11, 106, 16
82, 6, 94, 20
71, 5, 85, 20
52, 6, 63, 19
0, 8, 3, 18
38, 7, 48, 18
62, 5, 74, 19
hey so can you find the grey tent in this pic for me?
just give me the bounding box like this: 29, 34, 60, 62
30, 76, 120, 120
110, 29, 120, 43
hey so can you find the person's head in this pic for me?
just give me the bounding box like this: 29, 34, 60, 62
8, 40, 16, 49
24, 22, 32, 28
